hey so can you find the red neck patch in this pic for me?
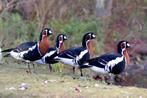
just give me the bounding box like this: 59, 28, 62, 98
123, 49, 130, 65
87, 40, 94, 57
39, 36, 49, 56
59, 42, 64, 52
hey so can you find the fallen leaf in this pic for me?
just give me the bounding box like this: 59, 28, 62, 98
75, 87, 81, 93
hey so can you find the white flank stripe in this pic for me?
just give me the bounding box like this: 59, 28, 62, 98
55, 49, 88, 67
84, 63, 89, 65
66, 54, 75, 59
10, 45, 37, 61
19, 45, 36, 58
107, 56, 124, 69
90, 56, 124, 74
78, 49, 88, 60
10, 51, 22, 60
44, 50, 56, 58
36, 50, 56, 64
99, 61, 106, 66
90, 66, 107, 74
35, 59, 45, 64
57, 57, 78, 67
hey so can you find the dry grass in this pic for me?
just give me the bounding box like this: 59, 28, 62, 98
0, 61, 147, 98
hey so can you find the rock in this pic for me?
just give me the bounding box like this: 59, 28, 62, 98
139, 96, 143, 98
19, 83, 28, 91
94, 83, 99, 87
5, 87, 16, 91
0, 0, 3, 13
19, 87, 26, 91
9, 87, 16, 90
44, 80, 48, 84
48, 80, 57, 83
44, 80, 57, 84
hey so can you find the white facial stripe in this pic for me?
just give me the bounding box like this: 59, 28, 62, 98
42, 35, 46, 37
59, 40, 63, 43
86, 40, 91, 49
45, 29, 48, 32
121, 48, 126, 55
60, 35, 63, 38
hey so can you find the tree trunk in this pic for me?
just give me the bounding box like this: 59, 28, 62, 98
96, 0, 113, 19
0, 0, 3, 13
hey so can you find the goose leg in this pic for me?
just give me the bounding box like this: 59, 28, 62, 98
73, 67, 75, 74
32, 63, 36, 73
107, 73, 114, 85
80, 68, 83, 76
27, 63, 31, 73
48, 64, 52, 72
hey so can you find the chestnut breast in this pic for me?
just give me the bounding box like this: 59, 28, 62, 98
39, 37, 49, 56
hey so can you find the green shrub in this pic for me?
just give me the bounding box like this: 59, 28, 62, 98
0, 13, 40, 47
48, 18, 104, 51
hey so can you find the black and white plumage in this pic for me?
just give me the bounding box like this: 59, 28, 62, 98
3, 41, 37, 59
35, 34, 67, 72
2, 28, 53, 72
55, 32, 96, 76
82, 41, 131, 82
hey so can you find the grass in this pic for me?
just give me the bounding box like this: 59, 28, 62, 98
0, 60, 147, 98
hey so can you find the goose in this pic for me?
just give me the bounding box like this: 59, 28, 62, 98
82, 40, 131, 83
2, 28, 53, 73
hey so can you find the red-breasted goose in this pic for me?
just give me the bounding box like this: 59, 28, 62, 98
2, 28, 53, 73
82, 40, 131, 83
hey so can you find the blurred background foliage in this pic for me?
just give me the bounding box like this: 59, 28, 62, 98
0, 0, 146, 58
